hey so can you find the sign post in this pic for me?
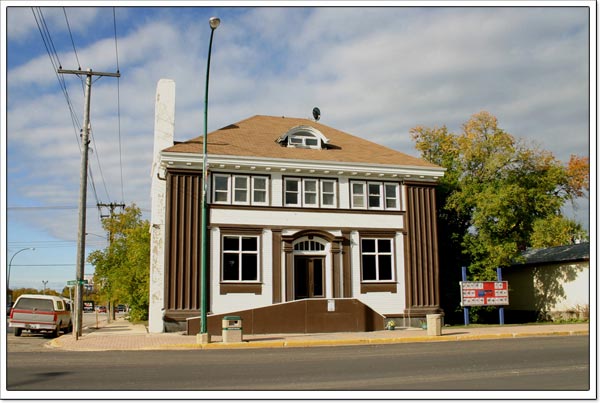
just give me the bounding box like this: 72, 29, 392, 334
461, 266, 469, 326
497, 268, 505, 325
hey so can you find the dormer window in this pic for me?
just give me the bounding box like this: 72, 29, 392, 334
277, 125, 329, 150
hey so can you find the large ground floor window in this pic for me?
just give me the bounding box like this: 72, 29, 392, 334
361, 238, 394, 281
222, 235, 260, 281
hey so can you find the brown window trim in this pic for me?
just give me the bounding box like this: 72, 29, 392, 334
360, 282, 397, 293
220, 282, 262, 295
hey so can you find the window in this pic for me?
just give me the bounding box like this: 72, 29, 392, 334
351, 181, 400, 210
385, 183, 398, 209
284, 178, 301, 206
361, 238, 394, 281
278, 125, 330, 150
252, 177, 268, 205
212, 174, 269, 206
222, 236, 259, 282
213, 174, 230, 203
321, 180, 336, 207
352, 182, 366, 208
303, 179, 318, 207
288, 132, 320, 149
368, 183, 382, 209
233, 176, 249, 204
284, 177, 338, 208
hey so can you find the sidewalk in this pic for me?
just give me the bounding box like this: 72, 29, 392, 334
47, 317, 589, 352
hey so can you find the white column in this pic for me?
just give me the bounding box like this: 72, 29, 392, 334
148, 79, 175, 333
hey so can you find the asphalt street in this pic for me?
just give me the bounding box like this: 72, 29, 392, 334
6, 336, 589, 392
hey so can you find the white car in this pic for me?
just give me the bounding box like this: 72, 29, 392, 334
9, 294, 73, 338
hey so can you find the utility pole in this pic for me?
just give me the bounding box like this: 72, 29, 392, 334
97, 202, 125, 322
58, 68, 120, 340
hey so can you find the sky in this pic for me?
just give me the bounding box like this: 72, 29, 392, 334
2, 2, 595, 292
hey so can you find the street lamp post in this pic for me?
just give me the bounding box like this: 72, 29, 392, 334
199, 16, 220, 343
7, 247, 35, 302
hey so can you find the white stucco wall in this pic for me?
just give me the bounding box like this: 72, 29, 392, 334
148, 79, 175, 333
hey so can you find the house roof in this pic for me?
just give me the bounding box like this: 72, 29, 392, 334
163, 115, 441, 169
514, 243, 590, 267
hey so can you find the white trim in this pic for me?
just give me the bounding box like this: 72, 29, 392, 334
161, 151, 446, 181
232, 175, 250, 205
213, 173, 231, 204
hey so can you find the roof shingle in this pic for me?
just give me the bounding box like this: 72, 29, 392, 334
163, 115, 440, 168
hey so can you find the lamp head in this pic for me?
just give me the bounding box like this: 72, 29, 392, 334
209, 17, 220, 30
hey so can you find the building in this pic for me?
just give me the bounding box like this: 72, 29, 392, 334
503, 242, 590, 323
148, 79, 445, 334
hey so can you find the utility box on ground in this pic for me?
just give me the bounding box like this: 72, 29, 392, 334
426, 314, 443, 336
222, 316, 243, 343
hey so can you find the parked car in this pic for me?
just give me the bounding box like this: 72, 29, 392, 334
9, 294, 73, 338
83, 301, 95, 313
116, 304, 127, 313
96, 305, 107, 313
6, 301, 14, 316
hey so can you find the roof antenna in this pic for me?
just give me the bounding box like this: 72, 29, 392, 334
312, 107, 321, 122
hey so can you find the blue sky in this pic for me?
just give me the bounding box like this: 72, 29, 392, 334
2, 3, 594, 291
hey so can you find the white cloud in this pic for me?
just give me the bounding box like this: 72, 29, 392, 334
5, 4, 592, 249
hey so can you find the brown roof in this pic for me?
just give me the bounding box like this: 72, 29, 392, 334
164, 115, 439, 168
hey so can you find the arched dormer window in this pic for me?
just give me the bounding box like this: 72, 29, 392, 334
277, 125, 329, 150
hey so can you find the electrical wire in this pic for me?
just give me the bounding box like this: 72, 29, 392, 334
62, 7, 81, 70
113, 7, 125, 203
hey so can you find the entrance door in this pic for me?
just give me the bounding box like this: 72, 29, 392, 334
294, 256, 325, 299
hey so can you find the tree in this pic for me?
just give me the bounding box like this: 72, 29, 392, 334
411, 112, 589, 321
88, 205, 150, 321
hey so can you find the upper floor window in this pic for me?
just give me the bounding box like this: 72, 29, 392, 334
212, 173, 269, 206
277, 125, 330, 150
284, 177, 337, 208
351, 181, 400, 211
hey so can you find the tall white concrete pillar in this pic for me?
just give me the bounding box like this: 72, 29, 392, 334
148, 79, 175, 333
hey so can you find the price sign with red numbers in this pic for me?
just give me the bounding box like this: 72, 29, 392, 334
460, 281, 509, 306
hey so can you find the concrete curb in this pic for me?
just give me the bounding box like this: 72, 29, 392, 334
132, 330, 590, 351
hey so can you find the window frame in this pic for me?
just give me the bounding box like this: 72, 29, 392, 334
284, 176, 339, 208
251, 176, 269, 206
232, 175, 250, 205
320, 179, 337, 208
302, 178, 319, 207
212, 173, 270, 206
221, 235, 261, 283
212, 174, 231, 204
351, 180, 401, 211
360, 237, 395, 283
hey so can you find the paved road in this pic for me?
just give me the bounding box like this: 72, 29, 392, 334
6, 312, 114, 352
6, 336, 589, 391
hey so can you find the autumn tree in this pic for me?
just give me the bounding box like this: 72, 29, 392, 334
88, 205, 150, 321
411, 112, 589, 320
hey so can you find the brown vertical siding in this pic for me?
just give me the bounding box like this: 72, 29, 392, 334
341, 230, 352, 298
404, 182, 441, 314
164, 170, 203, 315
272, 229, 282, 303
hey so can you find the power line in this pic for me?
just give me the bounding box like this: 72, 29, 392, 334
62, 7, 81, 69
31, 7, 104, 223
113, 7, 125, 203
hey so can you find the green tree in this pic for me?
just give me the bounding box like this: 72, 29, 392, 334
88, 205, 150, 321
411, 112, 589, 321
